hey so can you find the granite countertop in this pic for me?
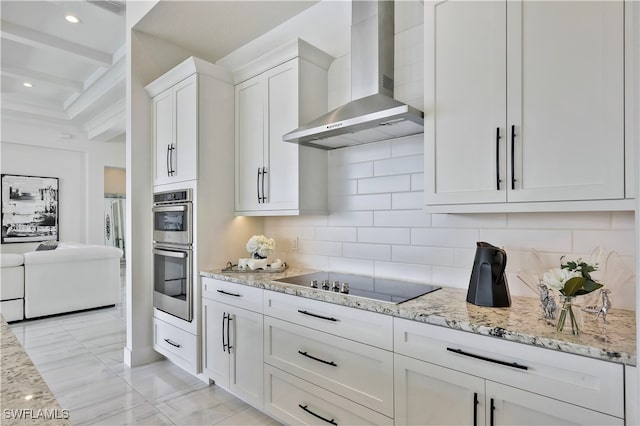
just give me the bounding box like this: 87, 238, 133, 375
202, 268, 637, 366
1, 315, 70, 426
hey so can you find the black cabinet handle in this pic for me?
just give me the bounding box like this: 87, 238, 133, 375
226, 314, 233, 353
446, 347, 528, 370
217, 289, 241, 298
473, 392, 479, 426
495, 127, 501, 191
164, 338, 181, 348
261, 166, 267, 202
510, 125, 516, 190
222, 313, 228, 352
257, 167, 262, 203
298, 350, 337, 367
490, 398, 495, 426
298, 404, 337, 426
166, 144, 171, 177
297, 309, 338, 322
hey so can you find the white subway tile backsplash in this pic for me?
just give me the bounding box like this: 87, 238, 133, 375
286, 253, 329, 271
358, 227, 411, 245
392, 245, 454, 266
611, 211, 635, 229
299, 240, 342, 257
358, 175, 411, 194
391, 134, 424, 157
339, 162, 374, 180
374, 261, 432, 283
315, 227, 357, 242
328, 257, 374, 276
411, 228, 479, 248
374, 155, 423, 176
328, 211, 374, 227
330, 141, 391, 165
573, 230, 635, 256
453, 248, 476, 268
343, 243, 391, 261
479, 229, 572, 253
507, 212, 611, 230
432, 266, 472, 289
339, 194, 392, 211
392, 191, 423, 210
411, 173, 424, 191
431, 213, 507, 229
374, 210, 431, 228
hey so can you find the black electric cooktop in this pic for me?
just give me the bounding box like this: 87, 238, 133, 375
275, 272, 441, 304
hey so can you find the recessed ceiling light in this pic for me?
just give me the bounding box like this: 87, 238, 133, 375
23, 82, 33, 88
65, 14, 80, 24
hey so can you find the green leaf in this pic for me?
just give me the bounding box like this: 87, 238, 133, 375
562, 277, 585, 297
579, 279, 603, 294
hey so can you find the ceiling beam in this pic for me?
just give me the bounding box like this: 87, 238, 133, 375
1, 66, 83, 92
64, 56, 125, 119
2, 99, 69, 121
85, 99, 125, 141
0, 20, 112, 67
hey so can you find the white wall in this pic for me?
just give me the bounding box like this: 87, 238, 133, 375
0, 120, 125, 253
261, 0, 637, 310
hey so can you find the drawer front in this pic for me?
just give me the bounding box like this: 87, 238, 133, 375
153, 317, 198, 372
264, 364, 393, 426
263, 290, 393, 350
202, 277, 263, 313
394, 318, 624, 418
0, 299, 23, 322
264, 316, 393, 416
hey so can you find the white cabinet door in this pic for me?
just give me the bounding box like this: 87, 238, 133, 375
235, 77, 264, 211
506, 1, 624, 202
424, 0, 507, 205
153, 89, 173, 185
202, 298, 229, 388
152, 74, 198, 186
228, 304, 263, 409
394, 354, 486, 426
265, 60, 300, 210
486, 381, 623, 426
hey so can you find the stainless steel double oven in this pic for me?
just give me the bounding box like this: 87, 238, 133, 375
152, 189, 193, 322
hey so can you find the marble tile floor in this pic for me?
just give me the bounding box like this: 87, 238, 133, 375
8, 270, 280, 426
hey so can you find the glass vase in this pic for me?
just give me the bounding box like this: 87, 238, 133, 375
556, 296, 583, 335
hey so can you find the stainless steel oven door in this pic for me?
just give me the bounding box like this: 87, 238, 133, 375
153, 245, 192, 322
153, 203, 192, 246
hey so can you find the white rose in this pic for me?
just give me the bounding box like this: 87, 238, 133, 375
541, 268, 578, 291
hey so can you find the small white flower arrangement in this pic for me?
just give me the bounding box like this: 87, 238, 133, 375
246, 235, 275, 259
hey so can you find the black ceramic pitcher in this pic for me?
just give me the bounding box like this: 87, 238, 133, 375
466, 242, 511, 307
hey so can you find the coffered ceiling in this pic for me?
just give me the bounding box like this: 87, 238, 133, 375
1, 0, 126, 142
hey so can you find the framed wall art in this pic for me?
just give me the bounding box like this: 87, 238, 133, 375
1, 174, 59, 243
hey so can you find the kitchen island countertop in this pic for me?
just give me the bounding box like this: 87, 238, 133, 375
201, 268, 636, 366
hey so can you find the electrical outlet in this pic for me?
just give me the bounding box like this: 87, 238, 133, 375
291, 237, 298, 252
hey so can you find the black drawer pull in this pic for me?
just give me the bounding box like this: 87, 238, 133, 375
164, 338, 181, 348
446, 347, 528, 370
490, 398, 496, 426
298, 404, 337, 426
495, 127, 501, 191
298, 350, 337, 367
473, 392, 479, 426
217, 289, 241, 297
510, 124, 516, 190
297, 309, 338, 322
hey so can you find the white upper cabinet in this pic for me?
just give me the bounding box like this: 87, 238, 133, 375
424, 0, 633, 212
234, 40, 332, 216
152, 75, 198, 185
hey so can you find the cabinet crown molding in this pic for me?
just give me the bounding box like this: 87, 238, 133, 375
144, 56, 233, 97
231, 38, 334, 85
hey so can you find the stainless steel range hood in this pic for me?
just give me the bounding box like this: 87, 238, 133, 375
283, 0, 424, 150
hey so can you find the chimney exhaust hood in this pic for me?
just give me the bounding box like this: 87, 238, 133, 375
283, 0, 423, 150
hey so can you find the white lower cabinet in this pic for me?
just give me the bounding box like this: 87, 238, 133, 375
202, 279, 263, 408
264, 364, 392, 426
153, 317, 198, 374
394, 318, 625, 425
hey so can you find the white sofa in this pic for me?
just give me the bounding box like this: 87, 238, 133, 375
1, 253, 25, 321
0, 242, 122, 320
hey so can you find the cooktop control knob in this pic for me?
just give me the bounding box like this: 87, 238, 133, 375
341, 282, 349, 294
310, 280, 318, 289
322, 280, 330, 290
332, 281, 340, 292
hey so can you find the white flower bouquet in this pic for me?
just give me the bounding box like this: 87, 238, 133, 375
246, 235, 275, 259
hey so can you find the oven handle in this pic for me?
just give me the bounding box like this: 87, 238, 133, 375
152, 205, 189, 212
153, 248, 188, 258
